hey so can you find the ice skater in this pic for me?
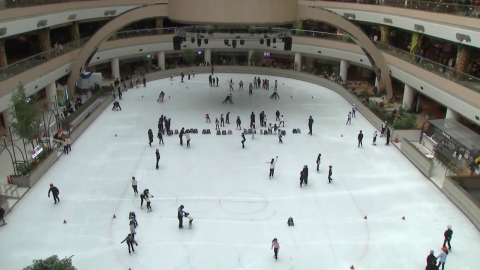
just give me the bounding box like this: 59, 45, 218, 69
352, 103, 357, 117
157, 129, 164, 145
131, 177, 138, 196
358, 130, 363, 147
239, 80, 243, 91
300, 169, 306, 187
267, 156, 278, 179
226, 112, 230, 124
372, 131, 377, 145
236, 116, 242, 130
316, 154, 321, 172
179, 128, 185, 146
275, 110, 281, 121
278, 129, 283, 143
136, 77, 140, 88
129, 211, 138, 228
241, 133, 246, 148
252, 124, 256, 139
112, 101, 121, 110
426, 250, 437, 268
143, 76, 146, 87
271, 238, 280, 261
48, 183, 60, 204
436, 247, 449, 270
129, 217, 136, 238
443, 225, 453, 251
220, 114, 225, 127
206, 113, 211, 123
279, 115, 285, 127
0, 206, 6, 226
184, 212, 193, 229
145, 193, 153, 212
287, 217, 294, 226
386, 127, 391, 145
120, 233, 138, 254
148, 129, 154, 146
260, 111, 265, 127
229, 79, 234, 91
380, 121, 387, 137
215, 118, 220, 130
185, 132, 191, 148
178, 205, 185, 228
155, 149, 160, 169
308, 116, 314, 135
249, 83, 253, 95
346, 112, 351, 124
222, 94, 233, 104
302, 165, 309, 185
328, 165, 333, 183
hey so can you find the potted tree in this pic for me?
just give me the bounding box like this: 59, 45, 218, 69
249, 51, 262, 66
183, 49, 195, 67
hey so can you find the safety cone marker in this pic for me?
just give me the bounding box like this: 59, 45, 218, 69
63, 220, 67, 224
394, 135, 399, 143
364, 215, 367, 220
113, 215, 116, 219
341, 134, 343, 137
350, 265, 355, 270
115, 134, 117, 137
402, 216, 405, 220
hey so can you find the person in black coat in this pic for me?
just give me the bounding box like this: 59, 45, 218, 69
302, 165, 309, 185
443, 225, 453, 250
250, 112, 255, 128
120, 233, 138, 254
276, 110, 280, 121
226, 112, 230, 124
143, 76, 146, 87
48, 184, 60, 204
308, 116, 314, 135
241, 133, 246, 148
178, 205, 185, 228
165, 118, 171, 134
157, 129, 164, 145
316, 154, 321, 172
148, 129, 154, 146
155, 149, 160, 169
385, 127, 391, 145
220, 114, 225, 127
236, 117, 242, 130
0, 206, 6, 225
299, 170, 305, 187
328, 166, 333, 183
117, 86, 122, 100
358, 130, 363, 147
426, 250, 437, 267
260, 111, 265, 127
179, 128, 185, 145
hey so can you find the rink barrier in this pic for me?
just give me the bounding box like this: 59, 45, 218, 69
399, 139, 433, 178
442, 176, 480, 231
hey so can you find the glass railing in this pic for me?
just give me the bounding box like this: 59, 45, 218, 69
0, 0, 93, 9
0, 28, 174, 82
290, 29, 356, 44
307, 0, 480, 18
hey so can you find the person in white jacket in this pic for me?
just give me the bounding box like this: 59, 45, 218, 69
66, 136, 72, 152
185, 133, 191, 148
279, 115, 285, 127
267, 156, 278, 179
436, 246, 448, 270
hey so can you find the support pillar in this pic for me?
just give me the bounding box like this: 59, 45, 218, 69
156, 17, 164, 34
204, 49, 211, 65
111, 58, 120, 79
70, 22, 80, 42
445, 108, 461, 121
402, 84, 415, 110
455, 45, 471, 73
158, 51, 165, 70
340, 60, 348, 81
46, 82, 57, 102
380, 25, 390, 45
0, 39, 7, 68
375, 76, 379, 88
37, 28, 51, 52
248, 50, 254, 66
295, 53, 302, 71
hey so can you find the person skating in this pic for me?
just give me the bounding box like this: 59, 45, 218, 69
302, 165, 309, 185
220, 114, 225, 127
252, 124, 255, 140
140, 193, 145, 209
241, 133, 246, 148
179, 128, 185, 146
143, 76, 146, 87
380, 121, 387, 137
112, 101, 121, 110
229, 79, 234, 91
346, 112, 351, 125
426, 250, 437, 268
0, 206, 6, 226
279, 115, 285, 127
209, 75, 212, 86
136, 77, 140, 88
145, 193, 153, 212
226, 112, 230, 124
276, 110, 280, 121
328, 166, 333, 183
299, 169, 305, 187
120, 233, 138, 254
129, 211, 138, 227
436, 247, 449, 270
278, 129, 283, 143
48, 183, 60, 204
215, 118, 220, 130
178, 205, 185, 228
185, 132, 191, 148
250, 112, 255, 128
249, 83, 253, 95
274, 80, 278, 91
385, 126, 391, 145
117, 86, 122, 99
239, 80, 243, 91
155, 149, 160, 169
184, 212, 193, 229
352, 103, 357, 117
260, 111, 265, 127
358, 130, 363, 147
148, 129, 154, 146
66, 136, 72, 153
165, 118, 171, 134
271, 238, 280, 261
287, 217, 294, 226
267, 156, 278, 179
157, 129, 164, 145
62, 139, 68, 154
129, 217, 136, 238
372, 131, 377, 145
216, 77, 219, 87
443, 225, 453, 251
222, 94, 233, 104
205, 113, 211, 123
308, 116, 314, 135
236, 116, 242, 130
316, 154, 321, 172
131, 177, 138, 196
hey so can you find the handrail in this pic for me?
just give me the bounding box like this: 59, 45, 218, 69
1, 27, 479, 96
0, 0, 96, 10
305, 0, 480, 19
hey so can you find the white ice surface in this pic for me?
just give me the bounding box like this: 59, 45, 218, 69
1, 74, 480, 270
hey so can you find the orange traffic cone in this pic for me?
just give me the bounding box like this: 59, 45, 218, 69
394, 135, 399, 143
364, 215, 367, 220
113, 215, 116, 219
63, 220, 67, 224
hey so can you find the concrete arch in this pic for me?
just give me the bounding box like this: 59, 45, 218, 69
67, 4, 169, 95
297, 6, 393, 99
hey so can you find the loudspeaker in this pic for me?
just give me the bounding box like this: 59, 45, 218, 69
191, 38, 195, 43
283, 37, 292, 51
240, 40, 244, 45
173, 36, 182, 50
197, 39, 201, 47
204, 39, 208, 44
232, 40, 237, 49
260, 39, 264, 45
266, 39, 271, 47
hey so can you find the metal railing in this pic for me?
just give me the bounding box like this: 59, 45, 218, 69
308, 0, 480, 18
0, 0, 94, 9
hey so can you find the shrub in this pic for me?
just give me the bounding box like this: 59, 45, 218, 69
23, 255, 77, 270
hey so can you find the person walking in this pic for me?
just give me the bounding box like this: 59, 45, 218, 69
271, 238, 280, 261
358, 130, 363, 147
308, 116, 314, 135
131, 177, 138, 196
443, 225, 453, 251
316, 154, 321, 172
178, 205, 185, 228
48, 183, 60, 204
267, 156, 278, 179
120, 233, 138, 254
155, 149, 160, 169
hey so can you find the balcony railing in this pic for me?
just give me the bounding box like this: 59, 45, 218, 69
0, 0, 94, 10
307, 0, 480, 18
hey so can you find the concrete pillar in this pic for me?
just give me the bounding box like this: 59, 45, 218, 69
156, 17, 164, 34
294, 53, 302, 71
0, 39, 7, 68
402, 84, 415, 110
445, 108, 461, 121
455, 45, 471, 73
158, 51, 165, 70
340, 60, 348, 81
46, 82, 57, 102
111, 58, 120, 79
248, 50, 254, 66
70, 22, 80, 41
380, 25, 390, 45
204, 49, 211, 65
375, 76, 379, 88
37, 28, 51, 52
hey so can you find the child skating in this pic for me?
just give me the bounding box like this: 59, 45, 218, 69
271, 238, 280, 261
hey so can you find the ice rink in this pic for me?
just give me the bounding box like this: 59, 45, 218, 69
1, 73, 480, 270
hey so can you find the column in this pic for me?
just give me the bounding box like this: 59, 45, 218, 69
340, 60, 348, 81
375, 76, 379, 88
248, 50, 254, 66
46, 82, 57, 102
158, 51, 165, 70
402, 84, 415, 110
455, 45, 471, 73
204, 49, 211, 65
380, 25, 390, 45
0, 39, 7, 68
156, 17, 164, 34
70, 22, 80, 41
445, 108, 461, 121
294, 53, 302, 71
410, 32, 423, 54
111, 58, 120, 79
37, 28, 51, 52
